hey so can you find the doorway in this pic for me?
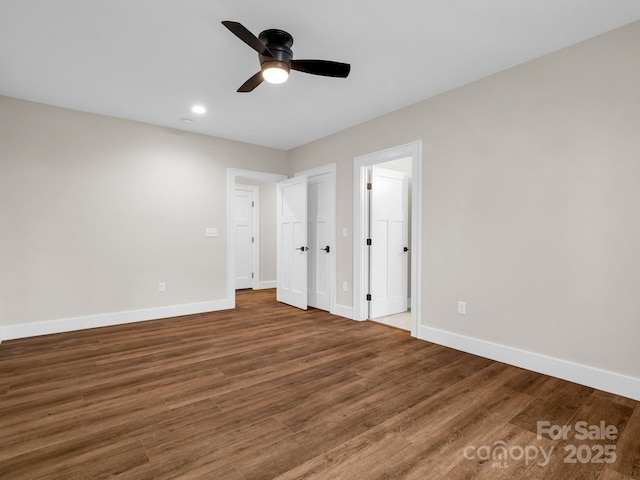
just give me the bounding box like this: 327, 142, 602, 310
226, 166, 336, 314
226, 169, 287, 309
353, 141, 422, 337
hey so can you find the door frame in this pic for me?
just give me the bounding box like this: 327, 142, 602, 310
353, 141, 422, 337
227, 168, 287, 309
295, 163, 337, 314
234, 184, 259, 290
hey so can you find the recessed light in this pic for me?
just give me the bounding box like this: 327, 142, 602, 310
181, 118, 193, 124
191, 105, 206, 114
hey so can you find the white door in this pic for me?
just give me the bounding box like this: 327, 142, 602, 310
234, 185, 257, 289
307, 173, 331, 311
277, 175, 308, 310
369, 166, 409, 319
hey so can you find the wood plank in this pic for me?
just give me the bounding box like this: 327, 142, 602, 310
609, 404, 640, 479
0, 288, 636, 479
518, 391, 635, 480
598, 468, 637, 480
509, 377, 595, 434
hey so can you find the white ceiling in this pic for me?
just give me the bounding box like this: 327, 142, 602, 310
1, 1, 640, 150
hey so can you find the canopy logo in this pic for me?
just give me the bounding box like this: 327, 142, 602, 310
463, 441, 554, 468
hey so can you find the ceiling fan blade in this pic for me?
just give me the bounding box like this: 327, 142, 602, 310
237, 71, 264, 93
222, 21, 272, 57
291, 60, 351, 78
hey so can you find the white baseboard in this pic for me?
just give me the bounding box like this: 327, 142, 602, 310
2, 298, 234, 341
256, 281, 277, 290
332, 304, 355, 320
419, 325, 640, 401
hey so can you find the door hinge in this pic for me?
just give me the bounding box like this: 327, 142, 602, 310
366, 294, 372, 301
367, 182, 372, 190
366, 238, 372, 246
251, 237, 255, 243
251, 273, 254, 279
251, 201, 255, 207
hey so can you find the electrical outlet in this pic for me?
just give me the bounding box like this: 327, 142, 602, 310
159, 282, 166, 292
457, 301, 466, 315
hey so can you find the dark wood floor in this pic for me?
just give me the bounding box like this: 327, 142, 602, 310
1, 289, 638, 480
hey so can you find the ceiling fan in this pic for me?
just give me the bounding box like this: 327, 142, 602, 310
222, 21, 351, 92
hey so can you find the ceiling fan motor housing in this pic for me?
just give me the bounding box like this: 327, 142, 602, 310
259, 29, 294, 73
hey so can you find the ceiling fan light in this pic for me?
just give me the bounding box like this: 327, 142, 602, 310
262, 67, 289, 84
262, 64, 289, 84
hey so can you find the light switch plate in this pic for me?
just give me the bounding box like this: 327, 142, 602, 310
206, 228, 218, 237
457, 301, 466, 315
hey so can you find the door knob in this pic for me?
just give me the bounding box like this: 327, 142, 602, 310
296, 246, 309, 251
321, 246, 330, 253
403, 247, 410, 252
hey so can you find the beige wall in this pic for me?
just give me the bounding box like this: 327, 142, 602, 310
0, 97, 287, 327
288, 21, 640, 378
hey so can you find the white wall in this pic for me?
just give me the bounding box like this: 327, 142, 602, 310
0, 97, 287, 334
288, 22, 640, 385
